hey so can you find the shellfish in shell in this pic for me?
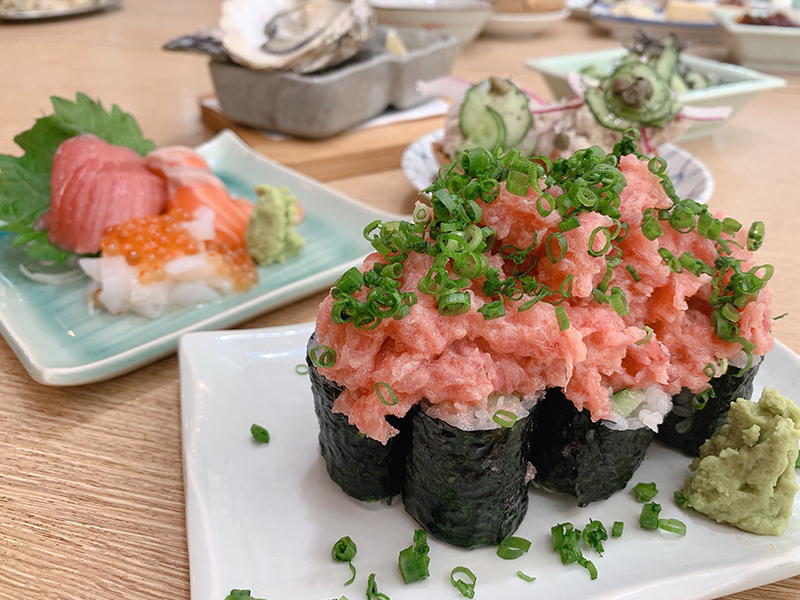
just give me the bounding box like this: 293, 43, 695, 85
219, 0, 374, 73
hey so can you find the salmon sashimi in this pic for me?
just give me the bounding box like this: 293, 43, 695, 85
47, 134, 169, 254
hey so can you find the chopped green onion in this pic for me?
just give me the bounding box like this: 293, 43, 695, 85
636, 325, 654, 346
611, 521, 624, 538
537, 193, 554, 217
555, 305, 570, 331
658, 518, 687, 535
332, 536, 357, 586
516, 571, 536, 582
492, 409, 518, 429
438, 292, 471, 316
366, 573, 389, 600
639, 502, 662, 530
702, 362, 716, 378
559, 215, 581, 232
309, 345, 337, 368
588, 226, 611, 257
581, 520, 608, 556
632, 482, 658, 503
747, 221, 765, 251
398, 529, 430, 584
450, 566, 477, 599
497, 536, 531, 559
674, 490, 690, 509
546, 232, 568, 263
579, 557, 598, 580
295, 364, 309, 375
551, 522, 596, 578
224, 590, 267, 600
375, 382, 399, 406
625, 264, 641, 282
478, 298, 506, 320
250, 423, 270, 444
641, 215, 662, 240
609, 287, 629, 317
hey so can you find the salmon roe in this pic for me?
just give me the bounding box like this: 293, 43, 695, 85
100, 208, 257, 292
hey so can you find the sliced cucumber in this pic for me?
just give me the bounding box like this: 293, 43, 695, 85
461, 105, 506, 152
459, 77, 532, 150
611, 389, 646, 418
585, 86, 640, 132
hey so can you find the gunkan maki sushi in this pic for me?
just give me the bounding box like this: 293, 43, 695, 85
307, 134, 776, 548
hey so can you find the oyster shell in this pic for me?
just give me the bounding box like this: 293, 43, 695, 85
219, 0, 374, 73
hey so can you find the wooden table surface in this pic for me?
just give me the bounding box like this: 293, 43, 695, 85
1, 1, 799, 598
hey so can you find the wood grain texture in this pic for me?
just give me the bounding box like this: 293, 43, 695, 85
0, 3, 799, 599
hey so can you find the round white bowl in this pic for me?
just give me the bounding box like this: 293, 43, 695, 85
368, 0, 493, 46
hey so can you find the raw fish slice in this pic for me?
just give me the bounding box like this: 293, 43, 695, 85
48, 135, 169, 254
145, 146, 211, 177
169, 182, 253, 248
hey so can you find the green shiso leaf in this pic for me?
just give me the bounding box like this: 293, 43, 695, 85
0, 92, 156, 264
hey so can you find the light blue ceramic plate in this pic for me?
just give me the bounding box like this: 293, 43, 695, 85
401, 129, 714, 203
0, 129, 400, 386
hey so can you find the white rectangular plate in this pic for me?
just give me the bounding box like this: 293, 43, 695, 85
0, 130, 399, 385
179, 322, 800, 600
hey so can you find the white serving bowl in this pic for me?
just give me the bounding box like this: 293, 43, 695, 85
714, 9, 800, 72
368, 0, 494, 46
526, 47, 786, 140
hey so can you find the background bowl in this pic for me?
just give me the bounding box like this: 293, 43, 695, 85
714, 9, 800, 72
369, 0, 494, 47
526, 47, 786, 140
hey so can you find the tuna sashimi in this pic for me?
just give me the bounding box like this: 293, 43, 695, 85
48, 134, 168, 255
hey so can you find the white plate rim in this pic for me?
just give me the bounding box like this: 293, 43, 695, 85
400, 128, 715, 203
179, 322, 800, 600
0, 0, 120, 20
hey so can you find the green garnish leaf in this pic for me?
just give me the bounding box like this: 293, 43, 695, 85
611, 521, 624, 538
632, 482, 659, 502
516, 570, 536, 582
250, 424, 270, 445
496, 536, 531, 560
450, 566, 477, 598
295, 364, 309, 375
366, 573, 389, 600
551, 522, 597, 579
0, 92, 156, 264
639, 502, 662, 530
398, 529, 430, 584
581, 520, 608, 555
332, 536, 358, 586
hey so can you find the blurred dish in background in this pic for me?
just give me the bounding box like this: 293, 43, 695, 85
589, 1, 724, 43
715, 8, 800, 70
527, 44, 785, 139
483, 7, 570, 35
0, 0, 118, 19
401, 128, 715, 202
368, 0, 493, 46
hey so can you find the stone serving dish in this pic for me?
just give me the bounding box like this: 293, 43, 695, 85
209, 27, 459, 139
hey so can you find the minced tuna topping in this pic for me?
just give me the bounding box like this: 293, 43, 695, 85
315, 136, 774, 444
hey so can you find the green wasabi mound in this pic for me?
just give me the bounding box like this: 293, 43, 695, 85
680, 388, 800, 536
244, 184, 305, 266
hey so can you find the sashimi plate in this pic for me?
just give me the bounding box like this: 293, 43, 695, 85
179, 322, 800, 600
402, 129, 714, 203
0, 129, 401, 385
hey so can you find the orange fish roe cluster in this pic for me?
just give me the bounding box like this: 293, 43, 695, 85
100, 208, 257, 292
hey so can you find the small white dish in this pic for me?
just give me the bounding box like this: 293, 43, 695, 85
589, 2, 722, 44
401, 129, 715, 203
368, 0, 493, 46
179, 322, 800, 600
483, 8, 570, 36
526, 47, 786, 140
714, 9, 800, 72
0, 129, 400, 385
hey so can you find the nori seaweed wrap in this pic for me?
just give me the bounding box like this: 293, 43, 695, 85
403, 404, 534, 549
307, 335, 408, 502
657, 360, 762, 457
528, 388, 654, 507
